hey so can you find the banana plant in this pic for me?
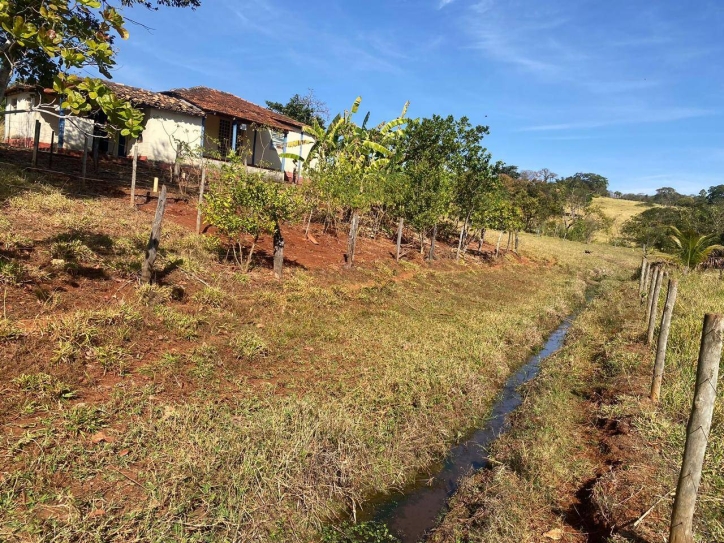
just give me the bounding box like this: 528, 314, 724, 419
282, 97, 409, 268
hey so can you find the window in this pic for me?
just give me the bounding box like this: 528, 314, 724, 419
219, 119, 231, 156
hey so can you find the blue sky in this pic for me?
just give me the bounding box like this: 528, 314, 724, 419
109, 0, 724, 195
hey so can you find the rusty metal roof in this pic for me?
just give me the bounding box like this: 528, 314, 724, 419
163, 87, 304, 132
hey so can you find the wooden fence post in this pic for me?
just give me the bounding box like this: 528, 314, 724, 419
92, 136, 99, 173
646, 265, 660, 320
396, 217, 404, 262
48, 131, 55, 169
647, 267, 665, 345
650, 279, 678, 402
669, 314, 723, 543
273, 223, 284, 280
81, 136, 89, 185
130, 142, 138, 207
141, 185, 168, 284
639, 257, 648, 296
196, 165, 206, 235
643, 263, 654, 303
31, 120, 40, 166
428, 223, 437, 261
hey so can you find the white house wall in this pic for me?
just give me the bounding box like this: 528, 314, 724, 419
138, 108, 203, 163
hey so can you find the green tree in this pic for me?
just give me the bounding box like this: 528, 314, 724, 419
266, 89, 328, 128
401, 115, 462, 259
451, 121, 497, 260
204, 162, 302, 275
288, 97, 408, 268
0, 0, 199, 137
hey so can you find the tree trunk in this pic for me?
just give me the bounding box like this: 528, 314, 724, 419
345, 210, 359, 269
141, 185, 168, 284
477, 230, 483, 253
428, 223, 437, 261
456, 216, 469, 261
506, 231, 512, 251
305, 208, 314, 238
0, 58, 13, 105
514, 231, 520, 253
495, 231, 504, 258
244, 238, 257, 273
481, 228, 486, 245
273, 222, 284, 280
420, 230, 425, 255
396, 217, 404, 262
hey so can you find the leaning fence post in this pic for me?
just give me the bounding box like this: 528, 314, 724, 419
647, 267, 665, 345
141, 185, 168, 284
645, 264, 659, 318
31, 120, 40, 166
669, 313, 723, 543
642, 262, 654, 304
650, 279, 678, 402
130, 143, 138, 207
639, 256, 648, 296
196, 165, 206, 235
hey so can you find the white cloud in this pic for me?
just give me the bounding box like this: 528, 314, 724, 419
438, 0, 455, 9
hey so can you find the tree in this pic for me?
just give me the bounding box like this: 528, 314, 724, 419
266, 89, 328, 128
400, 115, 460, 258
451, 121, 497, 260
285, 97, 408, 268
668, 227, 724, 269
0, 0, 199, 137
203, 161, 302, 275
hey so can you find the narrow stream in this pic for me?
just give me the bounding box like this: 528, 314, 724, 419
367, 313, 577, 543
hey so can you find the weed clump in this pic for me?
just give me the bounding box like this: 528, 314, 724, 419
192, 286, 227, 308
231, 331, 268, 360
13, 373, 76, 400
0, 318, 22, 341
0, 256, 25, 284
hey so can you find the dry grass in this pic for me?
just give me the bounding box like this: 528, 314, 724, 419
0, 164, 641, 542
591, 197, 651, 244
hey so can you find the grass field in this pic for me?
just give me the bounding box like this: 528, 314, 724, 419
591, 196, 651, 244
0, 165, 640, 542
430, 271, 724, 542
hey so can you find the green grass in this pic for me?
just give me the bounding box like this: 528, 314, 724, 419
429, 269, 724, 543
0, 164, 642, 542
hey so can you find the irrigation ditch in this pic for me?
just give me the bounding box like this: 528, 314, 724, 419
354, 288, 597, 542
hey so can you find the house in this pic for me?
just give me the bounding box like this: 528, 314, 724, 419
3, 82, 205, 164
163, 86, 314, 179
3, 82, 315, 179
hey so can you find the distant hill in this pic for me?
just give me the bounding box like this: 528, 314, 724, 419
592, 197, 652, 244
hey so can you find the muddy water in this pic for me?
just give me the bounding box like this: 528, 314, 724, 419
367, 314, 576, 543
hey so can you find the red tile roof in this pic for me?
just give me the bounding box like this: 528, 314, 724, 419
103, 81, 204, 117
163, 87, 304, 132
5, 81, 205, 117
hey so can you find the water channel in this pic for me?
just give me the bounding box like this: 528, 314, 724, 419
368, 313, 577, 542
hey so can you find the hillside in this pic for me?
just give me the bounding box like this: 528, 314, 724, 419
591, 196, 651, 244
0, 164, 639, 542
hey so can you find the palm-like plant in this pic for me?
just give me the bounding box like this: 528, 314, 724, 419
668, 226, 724, 269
